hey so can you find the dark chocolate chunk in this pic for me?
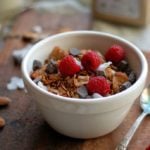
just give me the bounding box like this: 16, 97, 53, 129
118, 60, 128, 71
120, 81, 132, 91
125, 67, 132, 75
69, 48, 80, 56
129, 72, 136, 84
33, 60, 42, 71
77, 85, 88, 98
45, 62, 57, 74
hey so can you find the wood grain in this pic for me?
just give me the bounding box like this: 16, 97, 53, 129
0, 9, 149, 150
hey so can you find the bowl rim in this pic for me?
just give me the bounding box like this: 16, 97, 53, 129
21, 31, 148, 104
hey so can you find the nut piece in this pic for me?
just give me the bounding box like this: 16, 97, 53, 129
105, 67, 116, 80
49, 46, 68, 60
0, 117, 5, 128
74, 75, 89, 87
0, 96, 11, 106
112, 72, 128, 93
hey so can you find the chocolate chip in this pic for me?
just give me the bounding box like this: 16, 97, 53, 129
129, 72, 136, 84
120, 81, 132, 91
69, 48, 80, 56
77, 85, 88, 98
45, 62, 57, 74
33, 60, 42, 71
118, 60, 128, 71
125, 67, 132, 75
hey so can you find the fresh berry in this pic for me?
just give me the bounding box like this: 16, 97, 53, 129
58, 55, 81, 76
81, 51, 101, 71
87, 76, 110, 96
105, 45, 125, 63
146, 145, 150, 150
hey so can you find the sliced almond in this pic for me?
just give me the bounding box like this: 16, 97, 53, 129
0, 117, 5, 128
0, 96, 11, 106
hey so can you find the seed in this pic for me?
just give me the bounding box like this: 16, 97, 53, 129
129, 72, 136, 84
0, 96, 11, 106
120, 81, 132, 91
0, 117, 5, 128
33, 60, 42, 71
69, 48, 80, 56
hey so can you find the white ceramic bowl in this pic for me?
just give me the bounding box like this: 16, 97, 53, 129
22, 31, 148, 139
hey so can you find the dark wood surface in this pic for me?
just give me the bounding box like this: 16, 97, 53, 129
0, 9, 150, 150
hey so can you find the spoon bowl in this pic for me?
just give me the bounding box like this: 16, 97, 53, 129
140, 85, 150, 114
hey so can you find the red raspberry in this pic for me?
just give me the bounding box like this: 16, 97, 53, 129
146, 145, 150, 150
87, 76, 110, 96
81, 51, 101, 71
105, 45, 125, 63
58, 55, 81, 76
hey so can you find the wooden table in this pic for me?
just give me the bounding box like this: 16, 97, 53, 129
0, 9, 150, 150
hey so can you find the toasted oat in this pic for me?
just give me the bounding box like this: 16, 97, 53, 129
74, 75, 89, 87
105, 67, 116, 81
112, 72, 128, 93
48, 87, 59, 94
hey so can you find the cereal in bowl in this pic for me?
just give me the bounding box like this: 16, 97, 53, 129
30, 45, 136, 99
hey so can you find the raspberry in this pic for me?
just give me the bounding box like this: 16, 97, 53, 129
105, 45, 125, 63
58, 55, 81, 76
87, 76, 110, 96
146, 145, 150, 150
81, 51, 101, 71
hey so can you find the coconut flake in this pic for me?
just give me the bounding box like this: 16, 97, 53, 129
74, 58, 83, 69
37, 81, 48, 91
97, 61, 112, 71
92, 93, 103, 98
7, 76, 25, 90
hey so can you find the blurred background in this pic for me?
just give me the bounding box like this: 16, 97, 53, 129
0, 0, 150, 51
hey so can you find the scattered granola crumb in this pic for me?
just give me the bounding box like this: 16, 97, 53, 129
0, 117, 5, 128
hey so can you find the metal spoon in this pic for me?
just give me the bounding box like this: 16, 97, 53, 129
116, 85, 150, 150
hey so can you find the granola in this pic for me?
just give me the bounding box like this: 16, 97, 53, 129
30, 45, 136, 98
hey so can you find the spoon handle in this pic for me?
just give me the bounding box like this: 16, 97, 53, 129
115, 111, 147, 150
